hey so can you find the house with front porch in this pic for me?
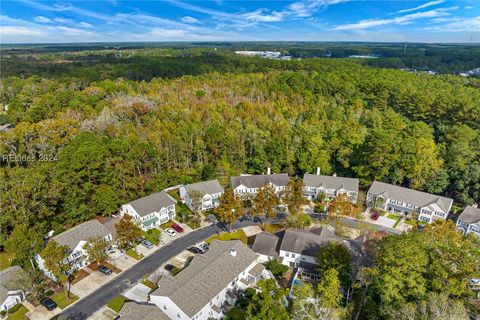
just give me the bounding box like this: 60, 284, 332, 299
302, 171, 359, 203
366, 181, 453, 224
179, 180, 224, 212
150, 240, 268, 320
230, 170, 290, 197
36, 220, 113, 280
456, 205, 480, 237
0, 266, 26, 312
121, 191, 176, 231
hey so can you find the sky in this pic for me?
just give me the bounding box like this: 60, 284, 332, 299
0, 0, 479, 43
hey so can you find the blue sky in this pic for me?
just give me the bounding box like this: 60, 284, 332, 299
1, 0, 479, 43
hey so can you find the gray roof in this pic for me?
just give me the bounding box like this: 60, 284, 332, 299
128, 191, 175, 217
458, 206, 480, 224
249, 263, 266, 277
53, 220, 111, 250
184, 179, 224, 197
151, 240, 258, 317
251, 232, 279, 258
101, 216, 122, 239
230, 173, 290, 189
303, 174, 359, 192
279, 228, 349, 257
367, 181, 453, 213
0, 266, 25, 302
119, 302, 169, 320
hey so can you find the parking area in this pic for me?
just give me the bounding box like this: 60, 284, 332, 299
70, 268, 119, 298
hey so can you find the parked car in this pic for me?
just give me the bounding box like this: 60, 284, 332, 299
370, 212, 380, 220
198, 242, 209, 252
207, 214, 218, 223
171, 223, 184, 233
40, 297, 57, 311
165, 228, 177, 237
98, 265, 113, 275
164, 264, 176, 271
276, 213, 286, 220
253, 216, 264, 224
188, 247, 203, 254
141, 239, 154, 249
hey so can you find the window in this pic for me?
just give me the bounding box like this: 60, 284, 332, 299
286, 252, 289, 257
292, 254, 296, 258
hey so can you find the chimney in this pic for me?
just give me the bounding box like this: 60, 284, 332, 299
317, 167, 320, 175
473, 203, 478, 208
230, 249, 237, 257
267, 167, 271, 175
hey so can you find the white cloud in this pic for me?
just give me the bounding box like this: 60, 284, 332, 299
54, 17, 74, 24
424, 16, 480, 32
240, 9, 286, 22
34, 16, 51, 23
1, 26, 44, 36
335, 7, 457, 30
396, 0, 444, 14
181, 16, 199, 24
465, 6, 473, 10
77, 21, 93, 28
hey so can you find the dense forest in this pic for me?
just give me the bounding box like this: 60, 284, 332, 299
1, 51, 479, 236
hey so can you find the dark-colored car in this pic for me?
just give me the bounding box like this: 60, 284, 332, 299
40, 297, 57, 311
141, 239, 154, 249
164, 264, 175, 271
276, 213, 286, 220
98, 265, 113, 275
253, 216, 263, 224
171, 223, 184, 233
188, 247, 203, 254
370, 212, 380, 220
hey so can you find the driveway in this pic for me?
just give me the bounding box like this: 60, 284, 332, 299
25, 304, 61, 320
59, 222, 252, 319
70, 269, 118, 298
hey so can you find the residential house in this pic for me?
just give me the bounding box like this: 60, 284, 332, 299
121, 191, 176, 231
150, 240, 268, 320
303, 170, 359, 202
251, 232, 280, 263
366, 181, 453, 223
279, 228, 359, 281
230, 169, 290, 196
36, 220, 113, 280
0, 266, 26, 312
0, 124, 13, 133
119, 301, 169, 320
456, 205, 480, 237
179, 180, 224, 212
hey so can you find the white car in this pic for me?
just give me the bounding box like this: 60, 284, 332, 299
165, 228, 177, 237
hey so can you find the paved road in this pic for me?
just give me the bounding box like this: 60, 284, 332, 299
59, 221, 251, 320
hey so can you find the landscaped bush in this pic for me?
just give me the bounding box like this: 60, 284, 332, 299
7, 303, 22, 314
265, 259, 289, 277
314, 203, 325, 213
126, 248, 144, 260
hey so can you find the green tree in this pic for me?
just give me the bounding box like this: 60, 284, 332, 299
13, 268, 51, 303
5, 224, 43, 268
286, 213, 312, 229
85, 235, 109, 264
115, 215, 143, 251
317, 268, 343, 308
264, 259, 289, 277
315, 242, 352, 286
283, 179, 305, 214
244, 279, 290, 320
252, 185, 278, 219
40, 240, 71, 296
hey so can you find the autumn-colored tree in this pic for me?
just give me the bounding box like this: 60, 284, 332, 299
115, 215, 143, 251
85, 235, 109, 264
252, 185, 278, 219
40, 240, 72, 296
329, 194, 360, 218
283, 179, 306, 214
214, 188, 243, 231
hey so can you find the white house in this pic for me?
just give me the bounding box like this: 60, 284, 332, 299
179, 180, 224, 212
0, 266, 26, 312
150, 240, 268, 320
251, 232, 279, 263
36, 220, 113, 280
456, 205, 480, 237
367, 181, 453, 224
230, 169, 289, 197
121, 191, 176, 231
303, 170, 359, 202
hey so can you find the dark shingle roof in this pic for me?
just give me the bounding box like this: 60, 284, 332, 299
151, 240, 257, 317
128, 191, 175, 217
119, 302, 169, 320
0, 266, 25, 302
230, 173, 290, 189
367, 181, 453, 212
303, 174, 359, 192
458, 205, 480, 224
279, 228, 349, 257
251, 232, 279, 258
53, 220, 111, 250
184, 180, 224, 196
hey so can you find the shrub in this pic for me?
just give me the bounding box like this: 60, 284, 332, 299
265, 259, 289, 277
7, 304, 22, 314
314, 203, 325, 213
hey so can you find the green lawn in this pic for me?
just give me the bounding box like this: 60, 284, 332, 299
107, 296, 126, 313
144, 228, 161, 245
141, 279, 158, 290
126, 248, 144, 260
0, 251, 14, 271
404, 219, 417, 227
7, 305, 29, 320
206, 229, 247, 244
261, 223, 287, 234
159, 220, 174, 230
387, 214, 400, 221
51, 291, 79, 309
